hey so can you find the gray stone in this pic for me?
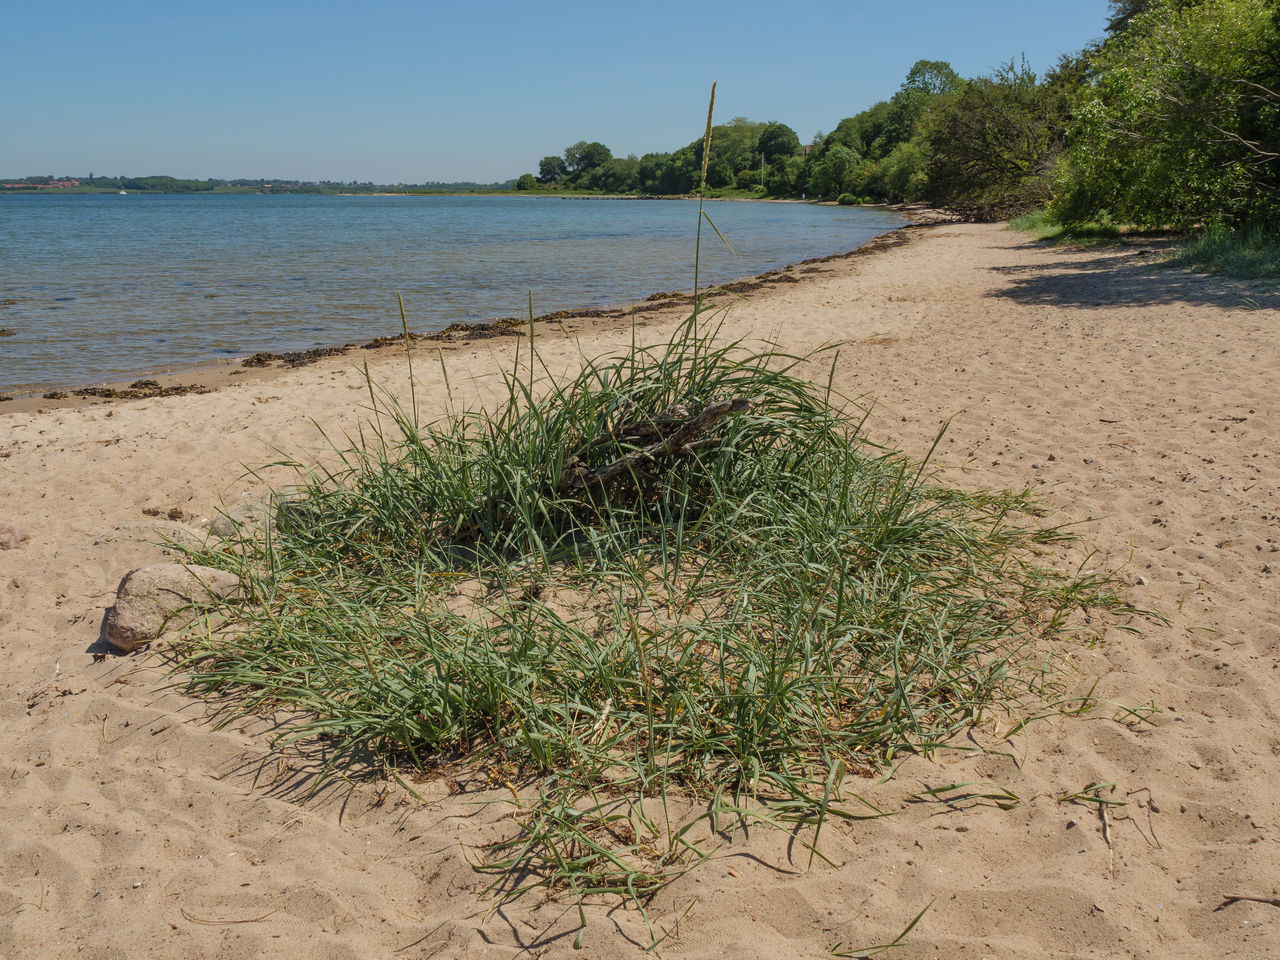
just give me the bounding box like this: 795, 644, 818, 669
106, 563, 242, 653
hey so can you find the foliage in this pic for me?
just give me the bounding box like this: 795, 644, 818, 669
1164, 220, 1280, 278
808, 143, 862, 199
563, 141, 614, 177
637, 150, 692, 194
515, 173, 537, 191
577, 155, 640, 193
1105, 0, 1202, 33
828, 101, 893, 158
765, 155, 806, 196
924, 59, 1071, 220
537, 155, 567, 184
877, 139, 929, 203
121, 175, 217, 193
902, 59, 964, 96
877, 59, 963, 157
756, 121, 801, 163
1052, 0, 1280, 229
537, 118, 798, 197
801, 59, 962, 202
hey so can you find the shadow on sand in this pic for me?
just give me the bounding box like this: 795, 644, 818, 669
988, 245, 1278, 312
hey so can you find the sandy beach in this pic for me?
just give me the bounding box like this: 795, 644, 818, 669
2, 221, 1277, 958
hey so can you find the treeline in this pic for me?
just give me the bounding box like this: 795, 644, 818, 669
521, 0, 1279, 233
0, 175, 519, 194
518, 120, 802, 195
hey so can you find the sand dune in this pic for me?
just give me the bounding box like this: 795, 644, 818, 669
2, 222, 1277, 958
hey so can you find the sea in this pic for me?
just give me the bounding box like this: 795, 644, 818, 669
0, 194, 906, 395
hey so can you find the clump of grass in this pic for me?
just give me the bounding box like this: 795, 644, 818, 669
1009, 208, 1127, 244
1165, 221, 1280, 281
173, 308, 1129, 925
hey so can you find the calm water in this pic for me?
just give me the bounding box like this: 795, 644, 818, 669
0, 194, 905, 394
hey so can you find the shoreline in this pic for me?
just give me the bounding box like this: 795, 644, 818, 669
0, 209, 931, 414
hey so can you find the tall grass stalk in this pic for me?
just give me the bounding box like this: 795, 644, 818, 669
174, 307, 1132, 934
692, 81, 716, 344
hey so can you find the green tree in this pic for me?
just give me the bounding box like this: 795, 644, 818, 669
878, 139, 929, 201
563, 141, 590, 173
515, 173, 537, 191
924, 59, 1071, 219
637, 152, 674, 193
579, 155, 640, 192
568, 141, 613, 176
537, 155, 567, 183
828, 102, 892, 157
766, 155, 806, 196
756, 122, 801, 164
901, 59, 963, 96
1053, 0, 1280, 228
809, 144, 862, 198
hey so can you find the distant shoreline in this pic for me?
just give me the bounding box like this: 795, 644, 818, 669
1, 187, 857, 204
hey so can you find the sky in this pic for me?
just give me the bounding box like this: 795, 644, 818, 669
1, 0, 1114, 184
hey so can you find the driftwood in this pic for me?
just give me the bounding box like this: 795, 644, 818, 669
559, 398, 752, 493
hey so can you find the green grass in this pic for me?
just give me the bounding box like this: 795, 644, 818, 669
171, 308, 1132, 931
1012, 209, 1279, 283
1008, 209, 1130, 244
1164, 221, 1280, 281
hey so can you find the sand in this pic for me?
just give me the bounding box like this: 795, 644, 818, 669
2, 221, 1277, 958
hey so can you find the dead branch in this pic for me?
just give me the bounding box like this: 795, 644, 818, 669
560, 398, 751, 493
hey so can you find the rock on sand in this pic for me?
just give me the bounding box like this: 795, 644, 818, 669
106, 563, 241, 652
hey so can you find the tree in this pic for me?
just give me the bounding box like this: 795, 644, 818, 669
537, 155, 567, 183
515, 173, 537, 191
878, 140, 929, 201
564, 141, 612, 176
579, 141, 614, 172
756, 122, 801, 164
1053, 0, 1280, 228
809, 144, 861, 198
876, 60, 963, 160
638, 149, 696, 194
1105, 0, 1203, 34
901, 59, 963, 96
579, 155, 640, 192
562, 141, 590, 173
766, 155, 806, 196
828, 103, 891, 157
924, 59, 1071, 219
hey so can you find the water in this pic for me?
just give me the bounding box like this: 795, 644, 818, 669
0, 194, 905, 394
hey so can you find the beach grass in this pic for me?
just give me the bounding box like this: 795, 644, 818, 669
1164, 221, 1280, 282
1008, 208, 1130, 244
171, 307, 1132, 928
1011, 209, 1279, 283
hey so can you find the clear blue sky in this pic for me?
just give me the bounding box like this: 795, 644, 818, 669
1, 0, 1113, 183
